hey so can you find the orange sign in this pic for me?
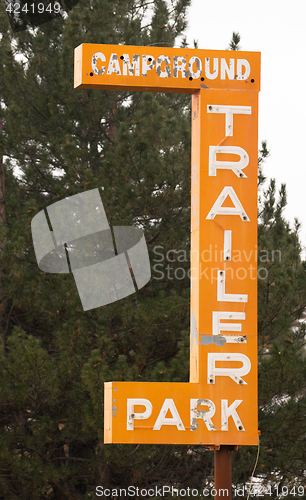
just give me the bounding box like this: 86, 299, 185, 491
74, 44, 260, 93
74, 44, 260, 447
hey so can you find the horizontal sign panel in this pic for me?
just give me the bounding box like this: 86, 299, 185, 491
74, 43, 260, 93
105, 381, 258, 445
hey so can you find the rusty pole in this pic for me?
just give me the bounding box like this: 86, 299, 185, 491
214, 446, 233, 500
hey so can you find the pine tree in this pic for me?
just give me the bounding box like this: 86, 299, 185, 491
232, 167, 306, 494
228, 32, 241, 51
0, 1, 202, 498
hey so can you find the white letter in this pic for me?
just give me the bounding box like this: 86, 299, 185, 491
221, 399, 245, 430
122, 54, 140, 76
127, 398, 152, 430
107, 53, 121, 76
224, 230, 231, 261
205, 57, 218, 79
237, 59, 250, 80
217, 270, 248, 303
153, 399, 185, 430
209, 146, 249, 178
188, 56, 202, 79
221, 58, 234, 80
207, 353, 251, 385
173, 56, 188, 78
207, 105, 251, 136
190, 399, 215, 431
142, 55, 155, 76
92, 52, 106, 76
156, 55, 171, 78
206, 187, 250, 221
213, 311, 245, 335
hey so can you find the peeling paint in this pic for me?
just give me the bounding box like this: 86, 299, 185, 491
88, 48, 254, 88
92, 52, 106, 76
189, 56, 202, 79
156, 56, 171, 78
142, 55, 155, 76
190, 418, 199, 431
173, 56, 188, 79
107, 53, 121, 76
190, 399, 216, 431
112, 405, 118, 417
122, 54, 140, 76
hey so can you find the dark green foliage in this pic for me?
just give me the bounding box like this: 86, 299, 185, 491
0, 1, 200, 498
232, 171, 306, 496
228, 32, 241, 51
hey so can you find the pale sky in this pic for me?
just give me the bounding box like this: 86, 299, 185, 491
185, 0, 306, 256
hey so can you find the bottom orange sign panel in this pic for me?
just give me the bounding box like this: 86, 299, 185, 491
104, 381, 258, 446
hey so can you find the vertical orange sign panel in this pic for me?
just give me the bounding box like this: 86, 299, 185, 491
190, 89, 258, 445
75, 44, 260, 447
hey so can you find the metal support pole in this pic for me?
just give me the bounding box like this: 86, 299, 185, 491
214, 446, 233, 500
